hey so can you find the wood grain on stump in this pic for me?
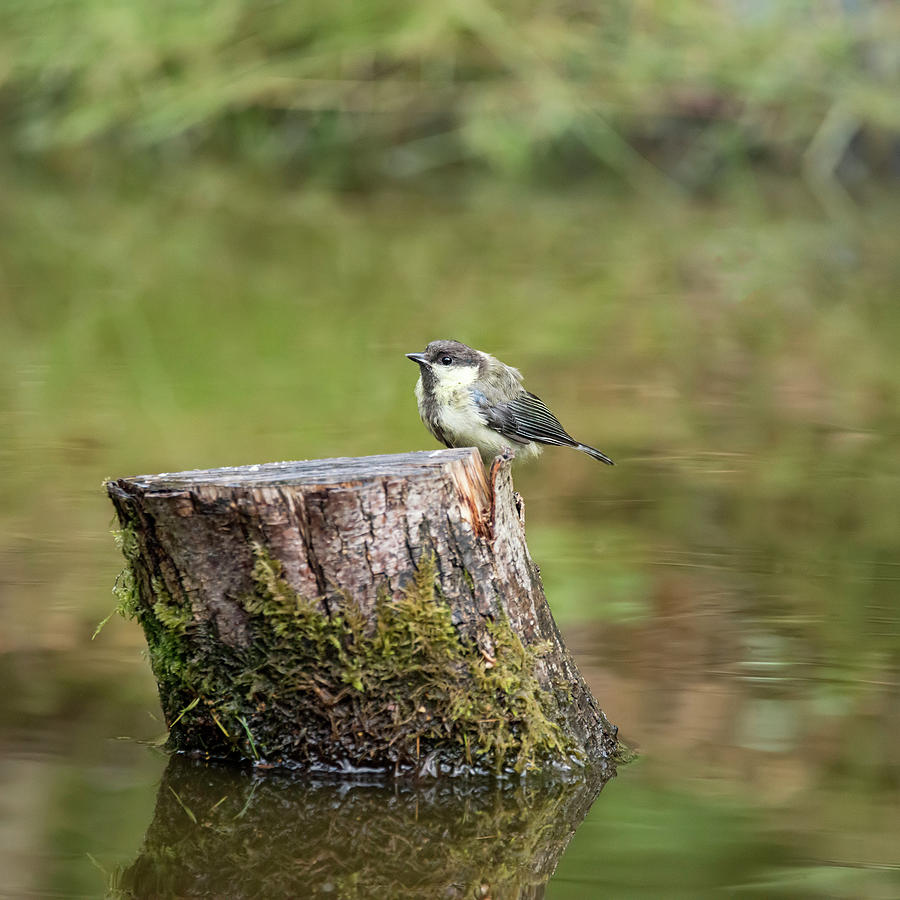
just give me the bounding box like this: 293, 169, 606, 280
107, 448, 617, 775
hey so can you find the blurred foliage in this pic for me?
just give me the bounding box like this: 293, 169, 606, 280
1, 0, 899, 187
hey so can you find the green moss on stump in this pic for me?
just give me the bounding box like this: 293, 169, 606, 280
116, 537, 579, 775
111, 527, 140, 620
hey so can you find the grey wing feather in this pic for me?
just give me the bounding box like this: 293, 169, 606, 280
472, 390, 529, 445
504, 391, 580, 446
476, 390, 577, 447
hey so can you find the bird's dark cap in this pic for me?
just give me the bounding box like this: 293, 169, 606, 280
407, 340, 482, 367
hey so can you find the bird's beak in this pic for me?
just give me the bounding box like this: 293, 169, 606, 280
405, 352, 429, 366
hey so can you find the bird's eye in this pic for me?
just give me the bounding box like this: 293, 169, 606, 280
440, 356, 453, 365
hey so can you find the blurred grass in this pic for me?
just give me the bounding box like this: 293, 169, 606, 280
1, 1, 898, 190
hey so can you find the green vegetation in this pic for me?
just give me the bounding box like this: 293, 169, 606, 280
1, 2, 898, 189
112, 528, 140, 619
115, 539, 577, 775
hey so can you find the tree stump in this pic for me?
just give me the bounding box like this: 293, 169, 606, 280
106, 448, 617, 776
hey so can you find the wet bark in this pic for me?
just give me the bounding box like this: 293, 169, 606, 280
107, 448, 617, 773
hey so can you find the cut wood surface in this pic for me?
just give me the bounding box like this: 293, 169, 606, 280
107, 448, 618, 775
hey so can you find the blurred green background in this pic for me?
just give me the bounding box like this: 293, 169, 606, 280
1, 1, 899, 897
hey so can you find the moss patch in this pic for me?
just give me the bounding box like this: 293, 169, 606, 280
613, 739, 639, 765
94, 526, 140, 639
115, 538, 579, 776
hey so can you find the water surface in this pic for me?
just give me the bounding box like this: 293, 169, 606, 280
1, 169, 898, 897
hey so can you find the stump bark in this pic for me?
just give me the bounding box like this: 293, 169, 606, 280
107, 448, 617, 775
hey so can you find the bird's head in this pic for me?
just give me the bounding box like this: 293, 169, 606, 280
406, 340, 485, 391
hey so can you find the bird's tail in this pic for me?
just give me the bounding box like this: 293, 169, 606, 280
575, 443, 615, 465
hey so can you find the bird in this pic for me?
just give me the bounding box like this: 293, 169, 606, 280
406, 340, 614, 466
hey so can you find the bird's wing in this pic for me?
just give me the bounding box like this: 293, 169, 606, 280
474, 390, 577, 447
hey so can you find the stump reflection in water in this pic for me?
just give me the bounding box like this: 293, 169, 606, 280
114, 756, 613, 899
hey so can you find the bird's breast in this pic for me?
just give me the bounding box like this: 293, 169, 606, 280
416, 381, 480, 438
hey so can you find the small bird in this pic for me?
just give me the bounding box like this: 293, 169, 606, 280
406, 340, 614, 466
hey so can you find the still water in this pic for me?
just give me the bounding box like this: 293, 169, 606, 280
1, 168, 899, 897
